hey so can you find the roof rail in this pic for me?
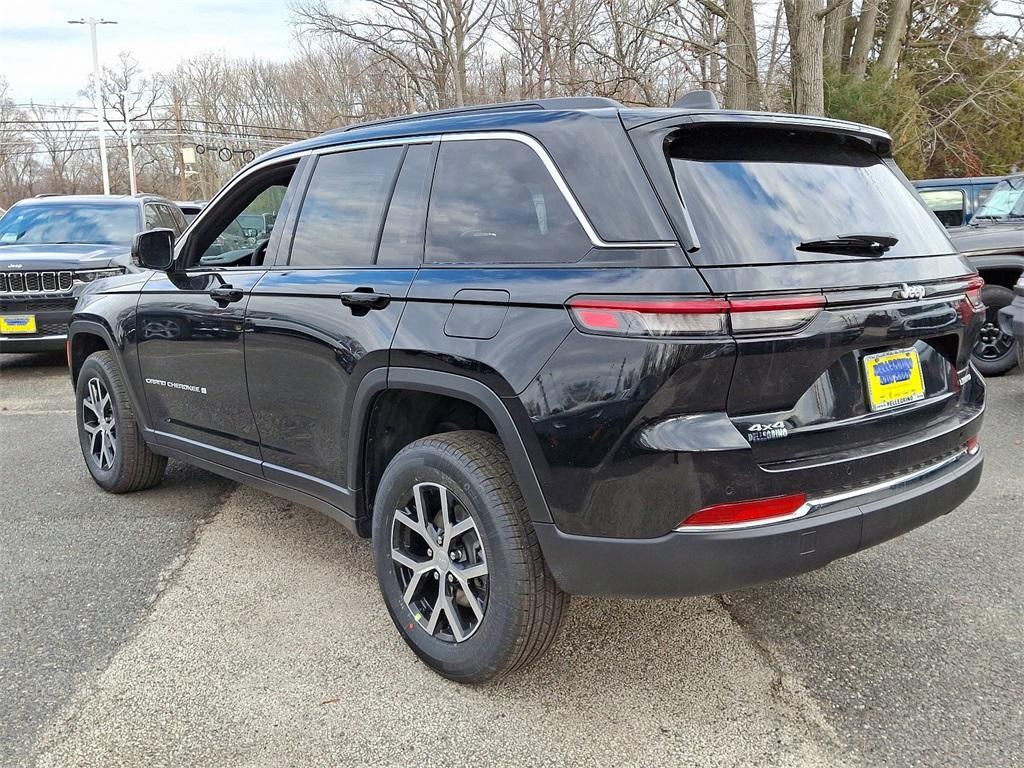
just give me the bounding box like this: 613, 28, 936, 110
325, 96, 623, 136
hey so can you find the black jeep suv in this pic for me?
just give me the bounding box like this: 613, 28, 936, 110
0, 194, 187, 353
68, 96, 986, 682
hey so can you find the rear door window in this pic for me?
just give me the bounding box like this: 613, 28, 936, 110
668, 126, 955, 266
426, 138, 591, 264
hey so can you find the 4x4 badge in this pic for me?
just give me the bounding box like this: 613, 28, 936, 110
896, 283, 926, 300
747, 421, 789, 442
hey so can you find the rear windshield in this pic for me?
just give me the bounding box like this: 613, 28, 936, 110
668, 127, 954, 266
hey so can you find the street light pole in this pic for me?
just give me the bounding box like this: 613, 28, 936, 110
124, 113, 137, 195
68, 17, 117, 195
122, 91, 137, 195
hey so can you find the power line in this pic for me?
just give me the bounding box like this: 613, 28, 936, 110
1, 116, 320, 135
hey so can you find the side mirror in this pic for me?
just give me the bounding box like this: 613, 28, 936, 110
132, 228, 176, 271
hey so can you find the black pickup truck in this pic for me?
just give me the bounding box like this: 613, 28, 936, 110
948, 174, 1024, 375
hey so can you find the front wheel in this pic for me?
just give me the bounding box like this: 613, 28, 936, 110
76, 350, 167, 492
972, 284, 1019, 376
372, 430, 567, 683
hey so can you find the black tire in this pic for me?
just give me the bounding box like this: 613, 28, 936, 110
76, 350, 167, 493
972, 284, 1019, 376
372, 430, 567, 683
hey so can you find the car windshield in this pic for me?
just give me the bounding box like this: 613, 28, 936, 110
973, 177, 1024, 220
0, 202, 139, 246
668, 126, 954, 265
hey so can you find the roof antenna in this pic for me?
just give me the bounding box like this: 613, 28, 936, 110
672, 90, 720, 110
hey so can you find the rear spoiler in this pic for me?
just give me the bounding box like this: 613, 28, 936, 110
621, 110, 892, 156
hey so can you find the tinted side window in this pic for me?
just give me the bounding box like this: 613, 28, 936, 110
156, 204, 182, 233
426, 139, 590, 264
144, 204, 161, 230
166, 205, 188, 234
289, 147, 403, 267
377, 144, 434, 265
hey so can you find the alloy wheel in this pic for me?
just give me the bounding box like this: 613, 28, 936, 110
81, 376, 117, 471
390, 482, 489, 643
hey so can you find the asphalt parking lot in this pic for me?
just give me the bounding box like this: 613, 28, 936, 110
1, 352, 1021, 767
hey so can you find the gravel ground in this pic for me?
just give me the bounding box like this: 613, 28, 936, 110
0, 352, 233, 767
723, 370, 1024, 768
33, 484, 843, 768
4, 351, 1021, 767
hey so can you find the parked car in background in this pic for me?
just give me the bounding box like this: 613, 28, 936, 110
998, 274, 1024, 370
69, 95, 984, 682
0, 194, 187, 352
914, 176, 1003, 227
175, 200, 206, 225
948, 173, 1024, 374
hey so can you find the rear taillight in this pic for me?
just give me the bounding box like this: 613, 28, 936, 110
967, 436, 980, 455
678, 493, 808, 529
965, 276, 985, 310
567, 297, 728, 336
567, 294, 823, 338
959, 276, 985, 324
728, 296, 825, 333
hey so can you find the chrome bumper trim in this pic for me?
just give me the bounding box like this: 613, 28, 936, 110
676, 446, 974, 532
0, 333, 68, 342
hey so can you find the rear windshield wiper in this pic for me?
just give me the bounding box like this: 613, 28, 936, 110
797, 233, 899, 256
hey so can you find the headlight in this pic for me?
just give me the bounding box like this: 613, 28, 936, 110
75, 267, 126, 283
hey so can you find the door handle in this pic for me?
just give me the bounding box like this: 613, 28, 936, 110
209, 286, 244, 304
340, 290, 391, 311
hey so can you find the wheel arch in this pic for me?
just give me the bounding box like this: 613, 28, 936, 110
969, 254, 1024, 288
69, 319, 151, 433
350, 367, 552, 536
68, 320, 117, 386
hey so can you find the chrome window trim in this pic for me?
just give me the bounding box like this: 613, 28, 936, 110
181, 131, 676, 254
675, 447, 973, 533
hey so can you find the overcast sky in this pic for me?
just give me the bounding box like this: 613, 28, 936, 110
1, 1, 297, 104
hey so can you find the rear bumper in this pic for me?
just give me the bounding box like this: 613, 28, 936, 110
535, 447, 983, 597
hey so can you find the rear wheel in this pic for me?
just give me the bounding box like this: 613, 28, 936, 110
76, 351, 167, 492
372, 430, 567, 682
972, 284, 1019, 376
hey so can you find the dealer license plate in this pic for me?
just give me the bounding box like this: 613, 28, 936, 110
0, 315, 36, 334
862, 347, 926, 412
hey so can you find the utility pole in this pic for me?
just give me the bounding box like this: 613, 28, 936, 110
122, 92, 137, 195
68, 17, 117, 195
172, 88, 188, 200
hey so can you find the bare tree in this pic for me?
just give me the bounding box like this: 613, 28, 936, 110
876, 0, 913, 77
849, 0, 879, 80
823, 0, 852, 73
292, 0, 499, 108
29, 104, 91, 193
784, 0, 825, 114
